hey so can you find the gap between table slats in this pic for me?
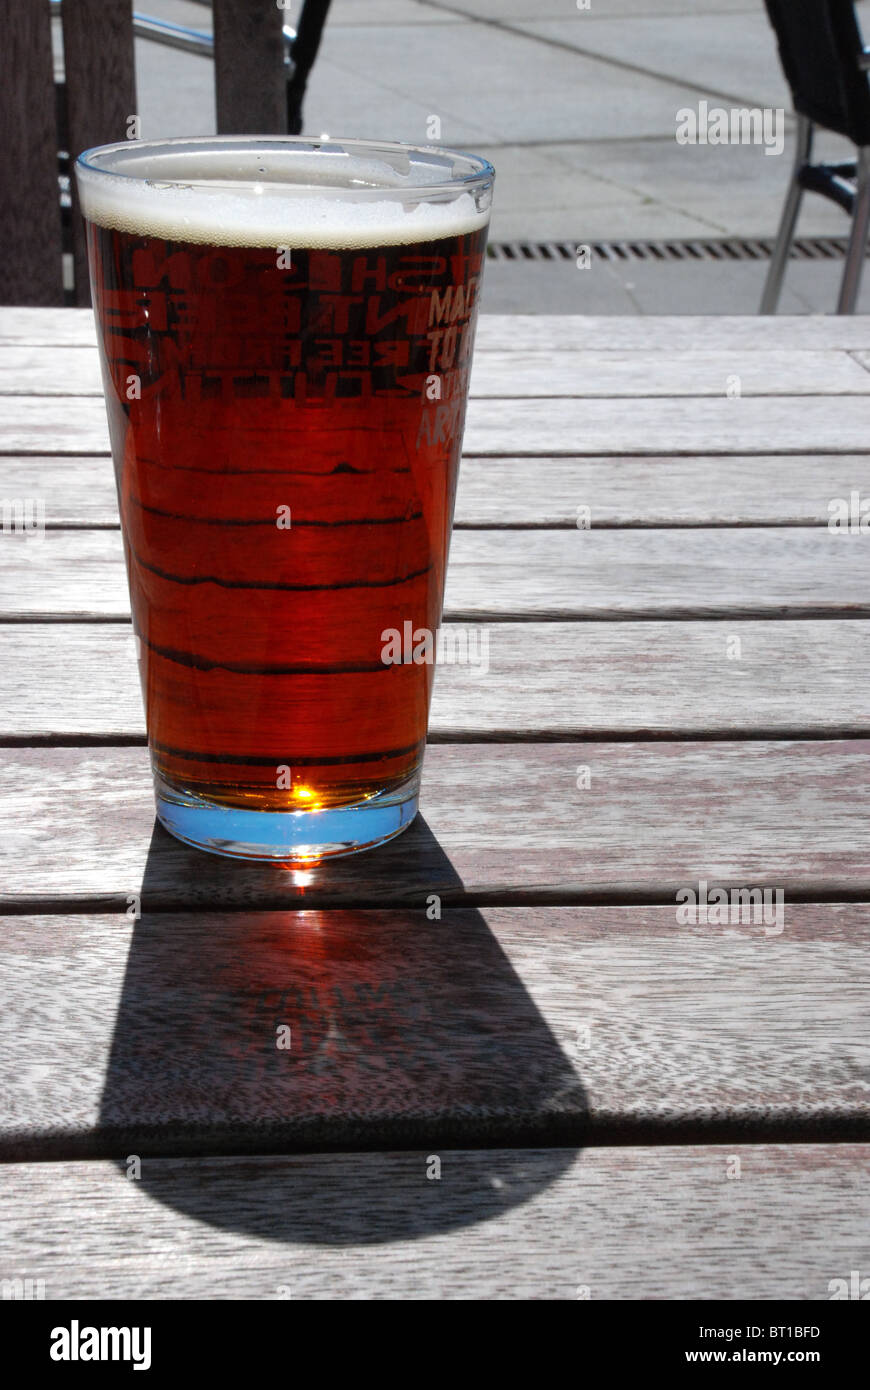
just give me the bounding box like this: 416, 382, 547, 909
0, 907, 868, 1161
3, 527, 870, 621
3, 393, 870, 454
4, 308, 870, 350
1, 620, 869, 742
1, 742, 868, 908
3, 454, 870, 528
3, 344, 870, 397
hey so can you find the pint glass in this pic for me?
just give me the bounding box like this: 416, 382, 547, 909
76, 137, 493, 862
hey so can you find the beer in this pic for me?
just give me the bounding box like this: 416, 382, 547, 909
77, 138, 492, 860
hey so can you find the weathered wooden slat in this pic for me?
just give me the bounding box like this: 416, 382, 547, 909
3, 528, 869, 621
0, 907, 867, 1159
3, 392, 869, 455
3, 453, 869, 529
5, 310, 870, 352
849, 350, 870, 377
470, 350, 870, 397
0, 456, 117, 525
454, 454, 870, 527
2, 302, 867, 1296
213, 0, 288, 135
474, 315, 870, 352
0, 1143, 866, 1297
5, 346, 870, 398
464, 396, 870, 456
440, 529, 870, 619
2, 620, 869, 741
61, 0, 136, 306
0, 346, 103, 396
0, 308, 97, 345
0, 742, 867, 906
0, 0, 63, 306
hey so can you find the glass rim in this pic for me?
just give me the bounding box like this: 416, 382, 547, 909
75, 134, 496, 202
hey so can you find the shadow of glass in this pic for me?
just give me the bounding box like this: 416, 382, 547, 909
99, 817, 586, 1244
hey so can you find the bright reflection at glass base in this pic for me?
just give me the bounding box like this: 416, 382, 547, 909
152, 769, 420, 864
290, 867, 317, 887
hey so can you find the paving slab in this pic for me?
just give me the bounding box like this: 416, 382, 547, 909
134, 34, 215, 140
306, 22, 713, 143
487, 198, 722, 244
514, 12, 793, 109
431, 1, 761, 18
479, 253, 870, 315
471, 142, 657, 242
306, 51, 498, 145
328, 0, 456, 23
145, 0, 212, 27
542, 134, 856, 240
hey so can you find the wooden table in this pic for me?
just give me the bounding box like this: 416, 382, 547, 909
1, 309, 869, 1300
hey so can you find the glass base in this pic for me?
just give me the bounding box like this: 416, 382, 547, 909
153, 770, 419, 863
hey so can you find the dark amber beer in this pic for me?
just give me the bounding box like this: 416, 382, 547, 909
77, 138, 492, 861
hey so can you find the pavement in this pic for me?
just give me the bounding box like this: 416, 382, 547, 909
132, 0, 870, 313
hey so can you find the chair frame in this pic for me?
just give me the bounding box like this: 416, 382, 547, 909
761, 9, 870, 315
761, 112, 870, 314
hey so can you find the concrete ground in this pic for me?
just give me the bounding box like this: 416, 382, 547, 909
132, 0, 870, 313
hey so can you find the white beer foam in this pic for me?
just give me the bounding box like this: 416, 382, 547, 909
77, 158, 489, 248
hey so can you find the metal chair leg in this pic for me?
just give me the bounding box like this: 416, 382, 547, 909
837, 146, 870, 313
761, 114, 813, 314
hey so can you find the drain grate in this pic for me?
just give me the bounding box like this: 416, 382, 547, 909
486, 235, 868, 263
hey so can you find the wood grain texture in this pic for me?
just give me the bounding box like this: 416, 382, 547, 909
0, 0, 63, 306
0, 308, 96, 345
61, 0, 136, 305
463, 395, 870, 456
2, 303, 869, 1286
0, 396, 114, 454
6, 453, 870, 529
0, 906, 868, 1158
5, 345, 870, 398
0, 742, 867, 906
0, 1144, 867, 1297
0, 346, 103, 395
3, 392, 870, 455
213, 0, 287, 135
849, 350, 870, 377
3, 527, 869, 620
0, 456, 117, 526
3, 620, 870, 741
469, 349, 870, 397
454, 454, 870, 527
474, 315, 870, 352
